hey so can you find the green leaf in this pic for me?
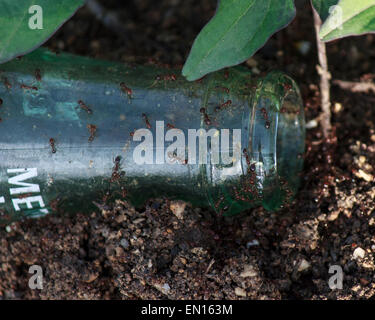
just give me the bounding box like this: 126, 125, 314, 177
182, 0, 296, 81
319, 0, 375, 41
0, 0, 84, 64
311, 0, 340, 22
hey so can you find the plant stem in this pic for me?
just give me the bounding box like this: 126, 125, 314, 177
312, 8, 332, 139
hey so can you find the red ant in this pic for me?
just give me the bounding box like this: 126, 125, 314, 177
87, 124, 97, 142
78, 100, 92, 114
142, 113, 151, 129
49, 138, 56, 153
260, 107, 271, 129
166, 123, 175, 129
150, 74, 177, 87
156, 74, 177, 81
20, 83, 38, 91
215, 99, 232, 112
243, 148, 251, 167
120, 186, 127, 198
199, 107, 211, 125
120, 82, 133, 97
110, 156, 124, 183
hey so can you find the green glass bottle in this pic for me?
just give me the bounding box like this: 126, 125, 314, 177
0, 48, 305, 223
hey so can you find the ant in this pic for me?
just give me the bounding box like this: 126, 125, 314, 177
110, 156, 124, 183
87, 124, 97, 142
120, 186, 127, 198
0, 98, 2, 106
260, 107, 271, 129
49, 138, 57, 153
243, 148, 251, 167
149, 73, 177, 88
156, 74, 177, 81
120, 82, 133, 98
78, 100, 92, 114
113, 156, 121, 172
142, 113, 151, 129
215, 99, 232, 112
20, 83, 38, 91
200, 107, 211, 125
200, 107, 213, 126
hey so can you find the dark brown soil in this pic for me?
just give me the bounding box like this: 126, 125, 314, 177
1, 0, 375, 300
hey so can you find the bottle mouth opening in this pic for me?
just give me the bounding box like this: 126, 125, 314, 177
258, 72, 305, 210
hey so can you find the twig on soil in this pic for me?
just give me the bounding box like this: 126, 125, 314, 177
86, 0, 128, 41
306, 114, 322, 129
333, 79, 375, 94
205, 259, 215, 274
312, 7, 332, 139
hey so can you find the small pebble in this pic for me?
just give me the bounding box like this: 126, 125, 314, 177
355, 169, 373, 182
246, 239, 260, 248
162, 283, 171, 292
170, 200, 186, 219
234, 287, 247, 297
120, 238, 129, 249
306, 118, 318, 129
297, 259, 311, 272
240, 264, 257, 278
353, 247, 365, 259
